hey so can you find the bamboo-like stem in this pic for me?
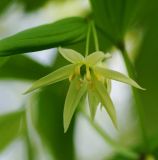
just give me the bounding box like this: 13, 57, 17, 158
91, 21, 99, 51
85, 23, 91, 57
119, 44, 148, 150
82, 112, 139, 159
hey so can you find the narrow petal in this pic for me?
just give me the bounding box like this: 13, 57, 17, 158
94, 79, 117, 128
64, 76, 87, 133
105, 79, 112, 94
24, 64, 75, 94
59, 47, 84, 64
95, 67, 145, 90
88, 88, 99, 120
85, 51, 105, 65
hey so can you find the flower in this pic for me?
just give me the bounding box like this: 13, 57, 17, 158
25, 47, 144, 132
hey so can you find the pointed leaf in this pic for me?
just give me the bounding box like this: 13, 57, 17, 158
25, 64, 75, 94
59, 47, 84, 64
94, 78, 117, 127
88, 88, 99, 120
0, 17, 88, 56
64, 76, 87, 132
95, 67, 144, 90
85, 51, 106, 65
0, 110, 25, 151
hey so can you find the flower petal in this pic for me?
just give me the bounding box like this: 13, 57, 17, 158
24, 64, 75, 94
88, 88, 99, 120
59, 47, 84, 64
94, 78, 117, 128
105, 79, 112, 94
64, 76, 87, 132
85, 51, 106, 65
95, 67, 145, 90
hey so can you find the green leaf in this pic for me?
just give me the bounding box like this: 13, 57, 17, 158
25, 64, 75, 94
0, 0, 12, 15
94, 78, 117, 128
18, 0, 49, 12
95, 66, 144, 90
59, 47, 84, 63
0, 55, 51, 80
0, 57, 8, 68
85, 51, 106, 65
90, 0, 143, 44
0, 110, 25, 151
135, 2, 158, 150
37, 84, 75, 160
64, 76, 87, 132
88, 88, 99, 120
0, 17, 88, 56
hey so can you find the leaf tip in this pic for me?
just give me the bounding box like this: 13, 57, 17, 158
63, 120, 69, 133
23, 88, 32, 95
134, 82, 146, 91
23, 86, 37, 95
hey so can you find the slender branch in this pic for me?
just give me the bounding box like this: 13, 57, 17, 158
91, 21, 99, 51
119, 44, 148, 150
85, 23, 91, 57
82, 111, 139, 159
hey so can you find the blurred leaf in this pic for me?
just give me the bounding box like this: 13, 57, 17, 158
17, 0, 50, 12
0, 57, 8, 68
0, 17, 88, 56
32, 49, 78, 160
106, 154, 134, 160
0, 55, 51, 80
135, 2, 158, 151
36, 83, 75, 160
17, 0, 67, 12
90, 0, 145, 49
0, 0, 13, 16
0, 110, 25, 151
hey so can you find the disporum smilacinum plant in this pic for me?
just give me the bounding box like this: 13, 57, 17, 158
25, 22, 144, 132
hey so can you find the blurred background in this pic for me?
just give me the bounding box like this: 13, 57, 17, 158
0, 0, 158, 160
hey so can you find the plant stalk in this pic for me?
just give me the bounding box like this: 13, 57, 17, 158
82, 112, 139, 159
119, 44, 148, 150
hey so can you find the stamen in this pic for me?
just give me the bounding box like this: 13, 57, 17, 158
75, 65, 81, 75
86, 66, 91, 81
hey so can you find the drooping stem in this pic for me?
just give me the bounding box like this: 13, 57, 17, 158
85, 22, 91, 57
91, 21, 99, 51
82, 111, 139, 159
119, 44, 148, 150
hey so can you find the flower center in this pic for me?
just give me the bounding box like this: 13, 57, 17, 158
80, 64, 87, 78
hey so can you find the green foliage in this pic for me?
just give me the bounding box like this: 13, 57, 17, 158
0, 110, 25, 151
135, 2, 158, 151
0, 0, 67, 14
37, 84, 75, 160
0, 55, 51, 80
0, 17, 88, 56
0, 0, 13, 15
0, 0, 158, 159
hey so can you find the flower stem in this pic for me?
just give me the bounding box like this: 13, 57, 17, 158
85, 22, 91, 57
119, 44, 148, 150
82, 111, 139, 159
91, 21, 99, 51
